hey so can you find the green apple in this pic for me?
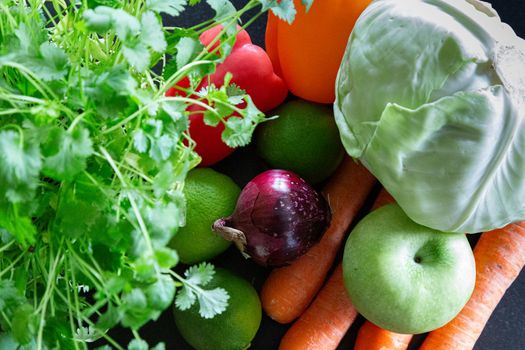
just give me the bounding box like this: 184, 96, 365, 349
342, 204, 475, 334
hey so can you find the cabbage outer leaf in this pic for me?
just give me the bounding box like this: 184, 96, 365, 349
334, 0, 525, 232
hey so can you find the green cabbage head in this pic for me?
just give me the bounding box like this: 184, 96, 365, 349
335, 0, 525, 233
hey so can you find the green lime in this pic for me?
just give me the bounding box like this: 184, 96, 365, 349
255, 99, 345, 184
169, 168, 240, 264
174, 268, 262, 350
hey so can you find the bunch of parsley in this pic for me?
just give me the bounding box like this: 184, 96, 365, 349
0, 0, 310, 348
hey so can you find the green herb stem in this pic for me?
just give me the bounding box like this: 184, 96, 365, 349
36, 242, 64, 350
102, 95, 218, 134
0, 249, 26, 278
63, 259, 82, 350
100, 147, 156, 258
0, 240, 15, 253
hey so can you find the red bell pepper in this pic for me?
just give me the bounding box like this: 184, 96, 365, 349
167, 25, 288, 166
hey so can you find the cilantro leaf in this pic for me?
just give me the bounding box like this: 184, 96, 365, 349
0, 130, 41, 203
145, 201, 183, 245
161, 100, 186, 122
42, 126, 93, 181
123, 43, 151, 72
96, 303, 121, 331
174, 262, 230, 319
95, 346, 113, 350
85, 8, 167, 71
203, 110, 222, 127
52, 177, 108, 239
302, 0, 313, 11
175, 286, 195, 311
83, 7, 114, 33
222, 116, 253, 147
222, 96, 265, 147
206, 0, 237, 21
0, 210, 37, 248
92, 65, 137, 95
128, 339, 148, 350
258, 0, 296, 23
135, 117, 182, 162
0, 279, 25, 314
149, 134, 175, 161
197, 87, 231, 125
14, 24, 39, 54
154, 247, 179, 269
0, 333, 35, 350
270, 0, 296, 24
81, 65, 137, 118
145, 274, 176, 310
75, 326, 99, 342
185, 262, 215, 286
127, 339, 165, 350
12, 22, 46, 55
196, 287, 229, 319
121, 288, 160, 329
12, 304, 37, 345
30, 42, 69, 81
152, 162, 174, 197
133, 129, 149, 153
139, 12, 167, 53
226, 83, 246, 105
135, 90, 160, 117
162, 59, 179, 80
175, 37, 202, 70
13, 267, 28, 294
106, 8, 141, 41
146, 0, 187, 16
42, 314, 76, 349
84, 7, 150, 70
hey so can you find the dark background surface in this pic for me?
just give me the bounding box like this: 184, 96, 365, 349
105, 1, 525, 349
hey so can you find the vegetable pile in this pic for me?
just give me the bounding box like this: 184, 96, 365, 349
0, 0, 310, 348
2, 0, 525, 349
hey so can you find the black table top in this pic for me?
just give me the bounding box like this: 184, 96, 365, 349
103, 1, 525, 349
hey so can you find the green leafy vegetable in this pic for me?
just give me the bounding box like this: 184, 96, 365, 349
146, 0, 187, 16
0, 0, 309, 348
207, 0, 238, 21
41, 127, 94, 181
258, 0, 297, 23
0, 130, 41, 203
30, 43, 70, 81
140, 12, 168, 53
302, 0, 314, 11
174, 263, 229, 318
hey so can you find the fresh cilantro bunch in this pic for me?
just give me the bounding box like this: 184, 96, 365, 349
0, 0, 308, 348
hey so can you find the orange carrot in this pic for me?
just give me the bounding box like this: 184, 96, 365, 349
354, 321, 413, 350
279, 264, 357, 350
278, 189, 394, 350
260, 158, 376, 323
370, 189, 394, 211
420, 221, 525, 350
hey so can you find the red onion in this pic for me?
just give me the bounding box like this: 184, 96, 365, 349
212, 169, 331, 267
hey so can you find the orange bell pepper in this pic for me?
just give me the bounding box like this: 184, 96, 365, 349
265, 0, 371, 104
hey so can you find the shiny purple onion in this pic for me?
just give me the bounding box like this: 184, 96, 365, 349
212, 169, 331, 267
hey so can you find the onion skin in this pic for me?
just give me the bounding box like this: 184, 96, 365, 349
213, 170, 331, 267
